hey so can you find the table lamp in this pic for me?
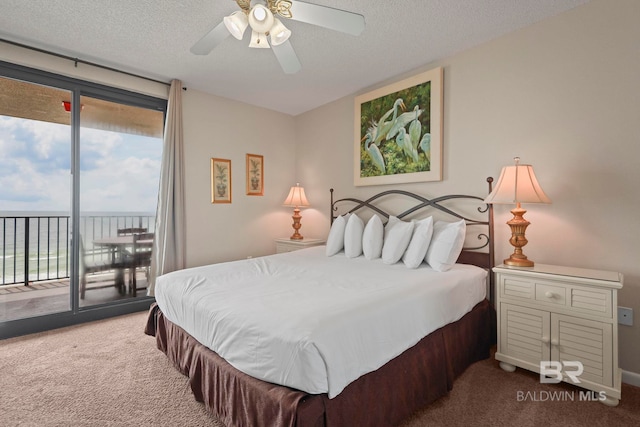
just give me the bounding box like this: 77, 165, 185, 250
283, 183, 310, 240
484, 157, 551, 267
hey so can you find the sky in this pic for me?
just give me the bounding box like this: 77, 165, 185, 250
0, 115, 162, 213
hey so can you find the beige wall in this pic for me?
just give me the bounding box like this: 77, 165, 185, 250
182, 89, 297, 267
295, 0, 640, 375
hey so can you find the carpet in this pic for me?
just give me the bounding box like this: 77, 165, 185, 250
1, 311, 639, 426
1, 311, 221, 426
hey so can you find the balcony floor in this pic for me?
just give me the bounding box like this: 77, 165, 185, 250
0, 270, 149, 322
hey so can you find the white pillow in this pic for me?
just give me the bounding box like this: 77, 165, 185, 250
362, 214, 384, 260
402, 216, 434, 269
382, 216, 415, 264
383, 215, 400, 241
425, 219, 466, 272
344, 214, 364, 258
326, 214, 350, 256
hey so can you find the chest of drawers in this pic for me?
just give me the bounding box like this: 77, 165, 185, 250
275, 238, 325, 253
494, 264, 623, 406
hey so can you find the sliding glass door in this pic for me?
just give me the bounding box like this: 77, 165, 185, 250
78, 94, 163, 308
0, 76, 73, 321
0, 61, 166, 336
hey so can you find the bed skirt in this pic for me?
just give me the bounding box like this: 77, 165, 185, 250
145, 299, 494, 427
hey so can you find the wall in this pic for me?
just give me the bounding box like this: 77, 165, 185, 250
295, 0, 640, 376
182, 89, 296, 267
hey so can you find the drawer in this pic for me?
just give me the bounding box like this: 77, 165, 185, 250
569, 287, 612, 317
499, 274, 613, 318
276, 244, 296, 253
500, 277, 534, 300
275, 239, 326, 254
535, 283, 566, 306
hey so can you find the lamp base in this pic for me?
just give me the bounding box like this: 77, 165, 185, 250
504, 254, 534, 267
289, 208, 304, 240
504, 203, 535, 268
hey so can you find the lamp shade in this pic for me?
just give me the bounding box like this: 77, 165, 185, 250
269, 19, 291, 46
484, 158, 551, 205
223, 11, 249, 40
283, 184, 310, 207
248, 4, 275, 34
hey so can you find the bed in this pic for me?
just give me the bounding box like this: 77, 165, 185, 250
145, 179, 496, 427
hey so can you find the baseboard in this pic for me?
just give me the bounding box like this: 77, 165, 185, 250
622, 369, 640, 387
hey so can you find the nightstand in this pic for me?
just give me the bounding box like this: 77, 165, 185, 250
275, 238, 325, 254
494, 263, 623, 406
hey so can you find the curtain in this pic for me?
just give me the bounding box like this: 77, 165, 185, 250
147, 79, 186, 296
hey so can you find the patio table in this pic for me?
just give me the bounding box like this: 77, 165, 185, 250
92, 236, 153, 293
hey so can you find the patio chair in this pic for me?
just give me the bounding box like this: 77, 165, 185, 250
117, 227, 148, 263
79, 238, 126, 299
124, 232, 154, 297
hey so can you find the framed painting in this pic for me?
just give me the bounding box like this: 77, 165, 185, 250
246, 153, 264, 196
211, 158, 232, 203
354, 67, 443, 186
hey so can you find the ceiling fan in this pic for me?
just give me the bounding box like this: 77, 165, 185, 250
190, 0, 365, 74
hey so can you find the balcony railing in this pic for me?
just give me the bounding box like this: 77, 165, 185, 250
1, 214, 155, 286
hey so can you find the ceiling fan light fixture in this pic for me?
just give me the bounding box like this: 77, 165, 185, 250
269, 18, 291, 46
248, 4, 274, 34
249, 31, 270, 49
190, 0, 366, 74
223, 11, 249, 40
253, 5, 267, 21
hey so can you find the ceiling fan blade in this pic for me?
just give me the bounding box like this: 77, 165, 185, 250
288, 1, 365, 36
272, 40, 302, 74
190, 21, 230, 55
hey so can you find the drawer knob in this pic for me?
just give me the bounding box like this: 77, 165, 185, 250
551, 338, 559, 346
541, 336, 550, 344
545, 291, 555, 299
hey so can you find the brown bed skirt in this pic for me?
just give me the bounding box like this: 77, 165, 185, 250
145, 299, 494, 427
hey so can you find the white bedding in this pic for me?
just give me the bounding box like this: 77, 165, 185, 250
154, 246, 487, 398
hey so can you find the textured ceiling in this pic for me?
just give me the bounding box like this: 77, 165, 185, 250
0, 0, 590, 116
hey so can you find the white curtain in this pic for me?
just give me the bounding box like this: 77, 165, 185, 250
147, 79, 186, 296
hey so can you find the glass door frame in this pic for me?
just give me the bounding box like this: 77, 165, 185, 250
0, 60, 166, 339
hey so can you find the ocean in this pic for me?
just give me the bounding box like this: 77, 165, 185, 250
0, 211, 155, 285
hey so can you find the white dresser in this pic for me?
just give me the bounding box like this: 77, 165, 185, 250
493, 263, 623, 406
275, 238, 325, 254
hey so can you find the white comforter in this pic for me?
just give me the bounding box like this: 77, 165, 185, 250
154, 246, 486, 398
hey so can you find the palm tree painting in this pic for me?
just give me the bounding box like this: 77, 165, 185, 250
246, 153, 264, 196
354, 67, 442, 186
211, 158, 232, 203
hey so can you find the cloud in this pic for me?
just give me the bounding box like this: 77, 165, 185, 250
80, 155, 161, 212
0, 116, 162, 213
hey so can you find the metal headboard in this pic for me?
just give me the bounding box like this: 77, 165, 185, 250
330, 177, 495, 299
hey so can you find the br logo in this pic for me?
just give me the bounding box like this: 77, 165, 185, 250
540, 361, 584, 384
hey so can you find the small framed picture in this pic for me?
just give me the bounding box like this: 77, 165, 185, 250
246, 153, 264, 196
211, 158, 231, 203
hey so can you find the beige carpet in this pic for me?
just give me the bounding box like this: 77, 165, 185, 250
1, 311, 221, 427
1, 311, 639, 427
